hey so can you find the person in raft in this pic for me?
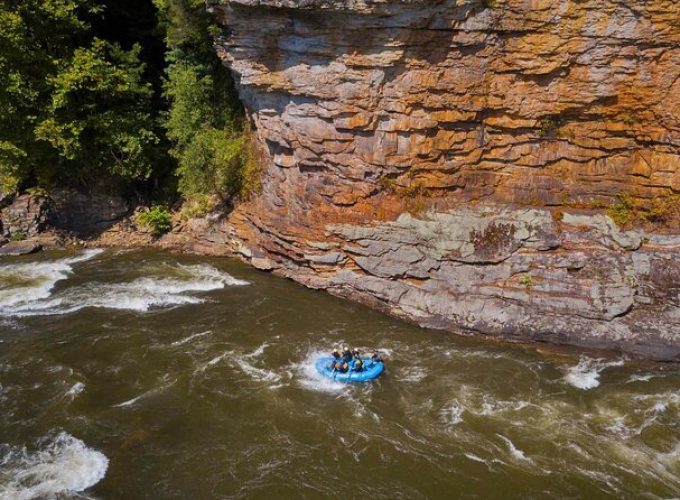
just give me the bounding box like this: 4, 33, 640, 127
330, 348, 350, 373
341, 346, 353, 363
349, 348, 364, 371
330, 348, 342, 371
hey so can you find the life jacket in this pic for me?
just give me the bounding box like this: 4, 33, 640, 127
354, 359, 364, 372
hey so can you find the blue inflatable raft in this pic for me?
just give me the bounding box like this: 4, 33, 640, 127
315, 357, 384, 383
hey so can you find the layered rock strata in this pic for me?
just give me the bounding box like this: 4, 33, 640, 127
210, 0, 680, 358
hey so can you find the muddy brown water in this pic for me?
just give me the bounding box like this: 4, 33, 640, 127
0, 249, 679, 499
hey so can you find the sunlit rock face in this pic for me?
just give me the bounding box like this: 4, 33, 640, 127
211, 0, 680, 359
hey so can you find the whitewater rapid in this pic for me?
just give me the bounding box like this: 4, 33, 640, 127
0, 249, 103, 311
0, 250, 249, 317
0, 432, 108, 500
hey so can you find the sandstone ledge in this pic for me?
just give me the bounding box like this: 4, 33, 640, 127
226, 203, 680, 361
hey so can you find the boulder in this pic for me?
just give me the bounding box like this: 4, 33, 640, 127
0, 240, 42, 257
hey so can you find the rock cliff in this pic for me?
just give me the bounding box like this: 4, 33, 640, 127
212, 0, 680, 358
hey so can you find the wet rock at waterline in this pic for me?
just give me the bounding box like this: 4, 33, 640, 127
0, 240, 42, 257
223, 205, 680, 360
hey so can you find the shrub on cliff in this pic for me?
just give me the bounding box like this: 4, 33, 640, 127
606, 192, 634, 227
136, 205, 172, 235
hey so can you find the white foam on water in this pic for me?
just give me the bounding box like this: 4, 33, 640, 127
604, 416, 631, 437
626, 373, 662, 384
113, 377, 176, 408
0, 432, 108, 500
4, 262, 249, 317
296, 350, 350, 394
576, 467, 621, 495
496, 434, 533, 463
441, 400, 464, 428
65, 382, 85, 400
478, 396, 531, 416
605, 438, 680, 490
170, 330, 212, 347
244, 343, 269, 359
464, 452, 490, 466
359, 347, 392, 359
0, 249, 103, 313
633, 390, 680, 405
396, 366, 427, 383
192, 350, 236, 375
563, 357, 624, 390
232, 357, 281, 383
650, 402, 668, 414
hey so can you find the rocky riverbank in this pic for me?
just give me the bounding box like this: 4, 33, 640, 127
2, 191, 680, 360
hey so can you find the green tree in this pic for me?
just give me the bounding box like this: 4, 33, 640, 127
154, 0, 255, 200
0, 1, 81, 190
35, 39, 158, 182
0, 0, 162, 191
0, 0, 256, 201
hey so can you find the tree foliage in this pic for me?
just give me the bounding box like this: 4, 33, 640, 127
35, 39, 158, 181
154, 0, 254, 200
0, 0, 162, 191
0, 0, 254, 201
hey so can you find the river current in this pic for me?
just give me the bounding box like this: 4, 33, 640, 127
0, 249, 679, 499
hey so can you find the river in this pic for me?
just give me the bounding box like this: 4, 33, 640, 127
0, 249, 679, 499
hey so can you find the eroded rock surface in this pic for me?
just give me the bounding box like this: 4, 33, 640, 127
232, 205, 680, 359
0, 194, 51, 239
209, 0, 680, 358
215, 0, 680, 212
49, 189, 131, 236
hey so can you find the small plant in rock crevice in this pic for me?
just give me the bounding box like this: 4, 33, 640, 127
605, 192, 634, 227
519, 274, 533, 287
645, 195, 680, 225
136, 205, 173, 236
537, 115, 566, 138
